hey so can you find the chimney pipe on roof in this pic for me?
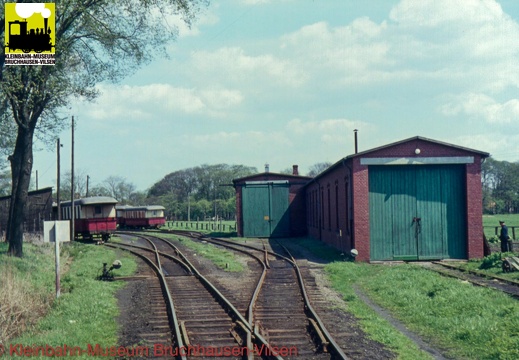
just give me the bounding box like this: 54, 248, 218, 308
265, 163, 269, 173
292, 165, 299, 176
354, 129, 358, 154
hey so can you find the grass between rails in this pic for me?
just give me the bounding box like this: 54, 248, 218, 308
1, 241, 137, 359
149, 232, 244, 272
283, 237, 519, 360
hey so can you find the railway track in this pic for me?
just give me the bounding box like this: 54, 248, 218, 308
165, 230, 349, 359
417, 261, 519, 300
108, 233, 275, 359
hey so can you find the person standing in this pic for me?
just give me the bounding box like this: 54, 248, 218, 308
499, 220, 512, 252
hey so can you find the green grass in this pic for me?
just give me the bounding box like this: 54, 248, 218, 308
153, 232, 244, 272
357, 264, 519, 360
483, 214, 519, 240
446, 253, 519, 282
3, 242, 137, 359
282, 237, 519, 360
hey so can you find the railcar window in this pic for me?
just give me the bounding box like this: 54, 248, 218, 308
95, 206, 102, 215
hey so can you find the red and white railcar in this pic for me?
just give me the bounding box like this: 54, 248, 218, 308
116, 205, 166, 229
60, 196, 118, 241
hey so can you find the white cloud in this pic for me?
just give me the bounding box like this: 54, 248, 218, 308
441, 93, 519, 124
450, 133, 519, 160
390, 0, 504, 27
287, 118, 373, 144
190, 47, 306, 88
280, 20, 391, 86
240, 0, 293, 5
186, 130, 290, 147
75, 84, 243, 122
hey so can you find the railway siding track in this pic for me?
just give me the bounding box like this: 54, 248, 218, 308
167, 231, 349, 359
112, 233, 279, 359
418, 261, 519, 299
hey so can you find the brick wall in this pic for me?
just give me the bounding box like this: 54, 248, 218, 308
466, 157, 484, 259
352, 157, 370, 261
306, 137, 487, 262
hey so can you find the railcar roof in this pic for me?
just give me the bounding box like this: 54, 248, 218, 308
117, 205, 165, 211
61, 196, 118, 206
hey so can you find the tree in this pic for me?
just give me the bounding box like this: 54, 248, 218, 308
0, 169, 10, 196
307, 162, 332, 177
56, 169, 89, 201
147, 164, 257, 221
103, 176, 136, 204
481, 157, 519, 214
1, 0, 207, 257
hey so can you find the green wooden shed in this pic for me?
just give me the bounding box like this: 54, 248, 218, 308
233, 166, 311, 238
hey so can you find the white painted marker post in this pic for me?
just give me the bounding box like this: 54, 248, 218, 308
55, 222, 60, 298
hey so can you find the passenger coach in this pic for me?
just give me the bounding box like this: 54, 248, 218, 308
60, 196, 118, 241
116, 205, 166, 229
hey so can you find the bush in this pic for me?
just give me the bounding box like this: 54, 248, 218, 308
479, 252, 514, 269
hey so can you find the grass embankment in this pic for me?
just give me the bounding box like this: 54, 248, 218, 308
147, 232, 244, 272
282, 238, 519, 360
0, 241, 136, 359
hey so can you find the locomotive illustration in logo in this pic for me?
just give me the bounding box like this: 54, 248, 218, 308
4, 3, 55, 54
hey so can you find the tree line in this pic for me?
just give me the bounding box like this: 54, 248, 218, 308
482, 158, 519, 214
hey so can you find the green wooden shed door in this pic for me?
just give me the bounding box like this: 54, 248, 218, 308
242, 182, 290, 237
369, 165, 466, 261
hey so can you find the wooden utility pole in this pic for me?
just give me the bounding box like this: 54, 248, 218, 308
57, 138, 62, 220
71, 116, 75, 241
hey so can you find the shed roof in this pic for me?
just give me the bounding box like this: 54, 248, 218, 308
0, 187, 53, 202
311, 136, 490, 181
348, 136, 490, 159
232, 172, 312, 186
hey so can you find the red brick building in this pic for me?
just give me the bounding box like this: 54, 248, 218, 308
233, 165, 310, 238
305, 136, 489, 262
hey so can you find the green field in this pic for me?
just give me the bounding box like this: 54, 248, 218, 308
483, 214, 519, 241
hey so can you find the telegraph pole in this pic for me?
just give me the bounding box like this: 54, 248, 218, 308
56, 137, 63, 298
71, 116, 75, 241
57, 138, 62, 220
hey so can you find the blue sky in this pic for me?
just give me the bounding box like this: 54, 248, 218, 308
33, 0, 519, 192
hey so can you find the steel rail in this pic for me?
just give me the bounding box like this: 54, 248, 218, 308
142, 233, 283, 360
168, 231, 349, 359
276, 243, 349, 360
179, 235, 269, 360
109, 235, 193, 274
422, 262, 519, 300
432, 261, 519, 287
104, 243, 187, 360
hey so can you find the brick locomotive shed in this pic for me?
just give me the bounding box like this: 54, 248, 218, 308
306, 136, 489, 262
235, 136, 489, 263
233, 165, 311, 238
